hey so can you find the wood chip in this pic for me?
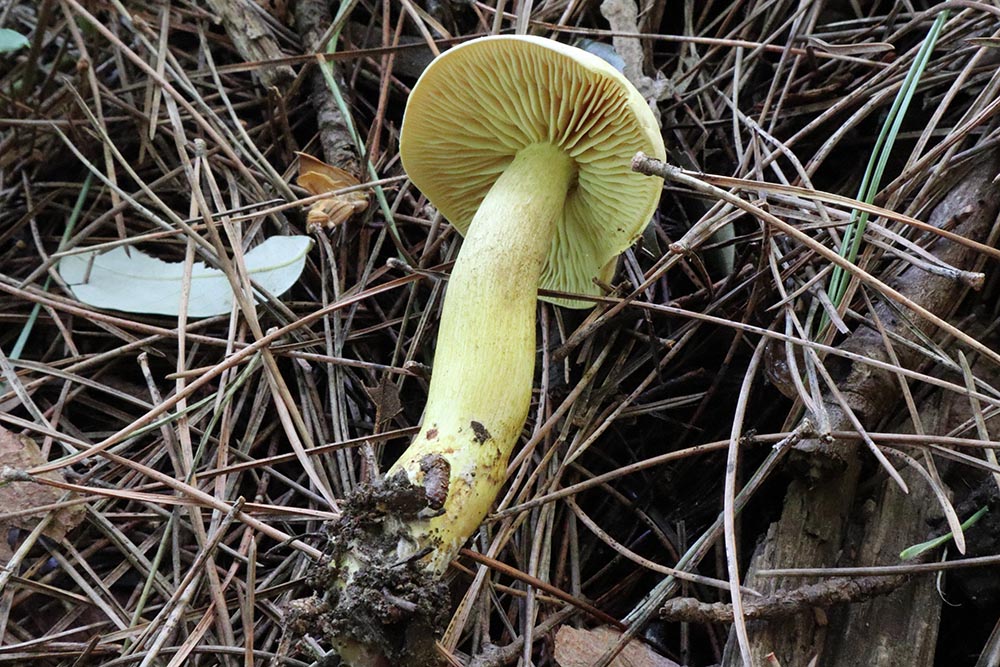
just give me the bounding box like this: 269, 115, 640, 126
554, 626, 680, 667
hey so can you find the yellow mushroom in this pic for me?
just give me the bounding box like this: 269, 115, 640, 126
314, 35, 666, 665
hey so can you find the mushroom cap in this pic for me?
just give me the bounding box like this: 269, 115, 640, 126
400, 35, 666, 308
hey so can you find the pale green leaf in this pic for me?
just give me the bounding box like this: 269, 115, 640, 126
900, 506, 988, 561
58, 236, 312, 318
0, 29, 29, 54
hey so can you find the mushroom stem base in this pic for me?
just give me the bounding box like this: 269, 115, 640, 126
286, 473, 450, 666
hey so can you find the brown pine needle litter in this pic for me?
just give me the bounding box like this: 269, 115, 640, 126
2, 1, 1000, 666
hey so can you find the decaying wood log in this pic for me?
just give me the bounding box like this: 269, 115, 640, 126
722, 153, 1000, 667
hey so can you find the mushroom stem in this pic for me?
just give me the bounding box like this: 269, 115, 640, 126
389, 142, 576, 572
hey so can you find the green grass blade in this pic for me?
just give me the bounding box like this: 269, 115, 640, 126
824, 11, 949, 321
9, 173, 93, 360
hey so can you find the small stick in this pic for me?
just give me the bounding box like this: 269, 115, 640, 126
659, 574, 906, 624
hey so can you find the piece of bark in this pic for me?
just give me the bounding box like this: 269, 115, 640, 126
205, 0, 295, 88
819, 455, 944, 665
721, 153, 1000, 667
294, 0, 359, 172
722, 455, 865, 666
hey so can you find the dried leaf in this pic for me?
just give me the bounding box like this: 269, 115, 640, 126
364, 376, 402, 427
0, 427, 84, 562
296, 152, 369, 230
555, 626, 680, 667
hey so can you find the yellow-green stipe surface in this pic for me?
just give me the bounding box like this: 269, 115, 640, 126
389, 142, 575, 573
